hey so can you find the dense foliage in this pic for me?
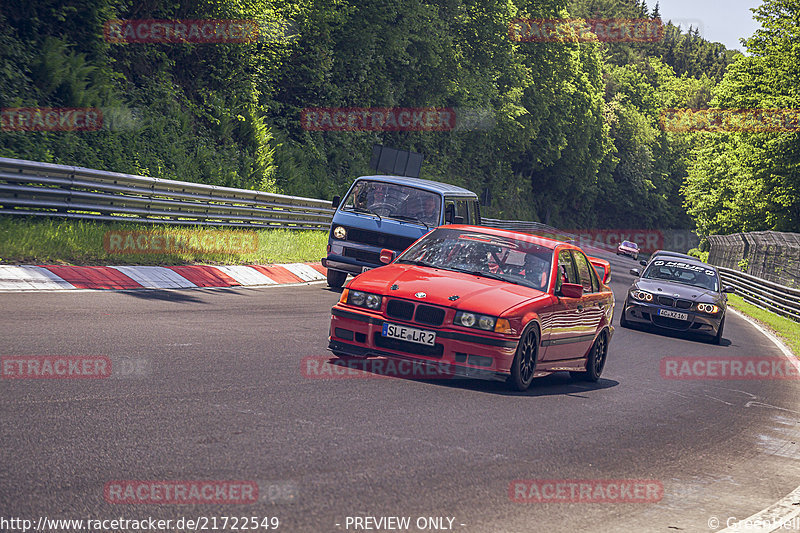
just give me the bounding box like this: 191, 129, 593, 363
1, 0, 795, 234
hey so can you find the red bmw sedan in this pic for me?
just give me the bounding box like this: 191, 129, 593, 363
328, 225, 615, 391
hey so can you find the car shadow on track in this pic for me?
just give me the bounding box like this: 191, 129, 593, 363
119, 287, 245, 302
428, 373, 619, 397
320, 356, 619, 396
620, 322, 732, 347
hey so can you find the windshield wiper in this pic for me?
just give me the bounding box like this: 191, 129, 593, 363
449, 267, 512, 283
351, 206, 381, 221
388, 214, 430, 230
397, 259, 435, 268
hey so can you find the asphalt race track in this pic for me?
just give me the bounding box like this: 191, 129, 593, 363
2, 253, 799, 532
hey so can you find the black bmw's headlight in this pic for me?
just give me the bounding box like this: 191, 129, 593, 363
347, 290, 382, 310
630, 289, 653, 302
696, 303, 720, 314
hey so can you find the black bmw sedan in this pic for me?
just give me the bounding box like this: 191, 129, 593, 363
621, 256, 735, 344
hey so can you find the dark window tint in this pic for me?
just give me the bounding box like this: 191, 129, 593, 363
572, 251, 597, 293
556, 249, 578, 292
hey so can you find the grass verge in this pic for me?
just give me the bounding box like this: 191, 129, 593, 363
728, 293, 800, 357
0, 216, 327, 265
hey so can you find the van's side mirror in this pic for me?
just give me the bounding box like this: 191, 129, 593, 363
723, 286, 735, 293
445, 204, 455, 224
630, 268, 641, 277
331, 195, 341, 209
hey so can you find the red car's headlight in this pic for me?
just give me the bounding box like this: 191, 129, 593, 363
347, 290, 382, 310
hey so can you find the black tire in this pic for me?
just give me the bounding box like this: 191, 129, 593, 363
507, 325, 539, 391
326, 269, 347, 288
570, 331, 608, 382
712, 317, 725, 345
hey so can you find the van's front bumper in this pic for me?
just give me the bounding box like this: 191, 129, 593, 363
321, 256, 376, 275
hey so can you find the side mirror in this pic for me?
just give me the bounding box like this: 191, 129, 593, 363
453, 216, 464, 224
379, 249, 395, 265
629, 268, 641, 277
331, 195, 341, 209
723, 286, 735, 293
558, 283, 583, 298
639, 260, 647, 266
444, 204, 455, 224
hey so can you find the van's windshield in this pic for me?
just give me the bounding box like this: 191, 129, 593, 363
341, 180, 440, 227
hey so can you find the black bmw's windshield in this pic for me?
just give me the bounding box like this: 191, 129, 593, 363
642, 259, 719, 291
397, 227, 553, 291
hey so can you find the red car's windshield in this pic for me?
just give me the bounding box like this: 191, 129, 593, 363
397, 227, 553, 291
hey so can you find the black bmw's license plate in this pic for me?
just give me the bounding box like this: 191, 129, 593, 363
658, 309, 688, 321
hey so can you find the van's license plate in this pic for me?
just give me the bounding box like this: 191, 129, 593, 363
658, 309, 688, 320
382, 323, 436, 346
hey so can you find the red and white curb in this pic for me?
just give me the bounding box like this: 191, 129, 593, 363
0, 263, 327, 291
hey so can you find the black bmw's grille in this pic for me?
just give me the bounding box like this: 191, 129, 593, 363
657, 296, 675, 307
373, 333, 444, 357
387, 299, 415, 321
414, 305, 445, 326
656, 296, 694, 309
344, 227, 416, 250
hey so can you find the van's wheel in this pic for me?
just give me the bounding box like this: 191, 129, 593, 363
570, 331, 608, 382
326, 269, 347, 288
507, 325, 539, 391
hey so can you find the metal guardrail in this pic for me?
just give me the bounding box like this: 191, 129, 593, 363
718, 266, 800, 321
0, 157, 334, 230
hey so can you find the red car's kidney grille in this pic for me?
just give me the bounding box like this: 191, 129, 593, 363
387, 299, 415, 320
414, 305, 445, 326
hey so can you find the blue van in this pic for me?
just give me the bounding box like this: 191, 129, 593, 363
322, 175, 481, 287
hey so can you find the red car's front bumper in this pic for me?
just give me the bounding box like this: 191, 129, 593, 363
328, 305, 520, 381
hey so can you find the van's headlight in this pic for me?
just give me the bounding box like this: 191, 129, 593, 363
697, 303, 720, 314
348, 290, 382, 310
333, 226, 347, 240
455, 311, 497, 331
630, 290, 653, 302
